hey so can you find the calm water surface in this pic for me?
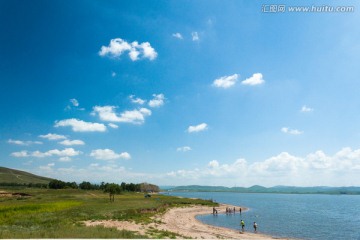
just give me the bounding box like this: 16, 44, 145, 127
168, 192, 360, 240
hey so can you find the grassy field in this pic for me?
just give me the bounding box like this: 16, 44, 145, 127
0, 187, 216, 238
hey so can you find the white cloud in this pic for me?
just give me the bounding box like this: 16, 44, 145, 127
70, 98, 79, 107
140, 42, 157, 60
187, 123, 208, 133
39, 133, 67, 140
59, 156, 72, 162
65, 98, 83, 111
11, 148, 81, 158
54, 119, 107, 132
92, 106, 151, 125
90, 149, 131, 161
99, 38, 157, 61
241, 73, 265, 86
148, 94, 165, 108
172, 33, 183, 39
111, 71, 116, 77
177, 146, 192, 152
165, 147, 360, 186
59, 139, 85, 146
33, 163, 157, 184
192, 32, 199, 41
28, 146, 360, 186
11, 150, 29, 157
39, 163, 55, 171
32, 148, 81, 158
301, 105, 314, 112
108, 123, 119, 129
281, 127, 303, 135
8, 139, 42, 146
129, 95, 146, 105
212, 74, 239, 89
99, 38, 131, 57
208, 160, 219, 168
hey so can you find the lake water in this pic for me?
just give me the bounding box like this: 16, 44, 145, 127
167, 192, 360, 240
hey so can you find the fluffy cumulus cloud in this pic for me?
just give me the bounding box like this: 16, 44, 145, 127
54, 119, 106, 132
92, 106, 151, 125
301, 105, 314, 112
39, 133, 67, 140
177, 146, 192, 152
281, 127, 303, 135
241, 73, 265, 86
11, 148, 81, 158
172, 33, 183, 39
187, 123, 208, 133
27, 147, 360, 186
90, 149, 131, 160
8, 139, 42, 146
148, 94, 165, 108
212, 74, 239, 89
99, 38, 157, 61
59, 139, 85, 146
165, 147, 360, 186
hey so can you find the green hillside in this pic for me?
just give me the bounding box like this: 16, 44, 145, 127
0, 167, 53, 185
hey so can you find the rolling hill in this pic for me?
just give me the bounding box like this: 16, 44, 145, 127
0, 167, 53, 185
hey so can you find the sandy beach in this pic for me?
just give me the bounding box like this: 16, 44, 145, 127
85, 204, 287, 239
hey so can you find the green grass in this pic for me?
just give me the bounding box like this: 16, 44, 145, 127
0, 188, 216, 238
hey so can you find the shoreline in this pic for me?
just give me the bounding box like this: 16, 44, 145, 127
85, 203, 289, 239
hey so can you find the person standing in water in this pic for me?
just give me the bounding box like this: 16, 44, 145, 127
212, 207, 218, 215
240, 220, 245, 232
253, 222, 258, 233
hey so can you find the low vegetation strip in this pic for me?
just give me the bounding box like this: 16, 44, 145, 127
0, 188, 216, 238
0, 200, 82, 224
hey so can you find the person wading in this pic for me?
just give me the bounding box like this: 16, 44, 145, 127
253, 222, 258, 233
240, 220, 245, 232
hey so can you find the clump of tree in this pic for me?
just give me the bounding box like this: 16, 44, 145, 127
79, 181, 98, 190
48, 179, 159, 195
48, 180, 78, 189
103, 183, 122, 202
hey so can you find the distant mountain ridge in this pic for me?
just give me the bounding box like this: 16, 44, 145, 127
0, 167, 53, 185
168, 185, 360, 195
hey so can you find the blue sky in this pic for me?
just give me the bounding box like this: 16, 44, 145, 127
1, 0, 360, 187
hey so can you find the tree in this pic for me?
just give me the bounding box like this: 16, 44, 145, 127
104, 183, 121, 202
48, 179, 66, 189
79, 181, 92, 190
